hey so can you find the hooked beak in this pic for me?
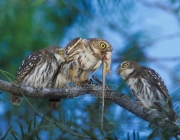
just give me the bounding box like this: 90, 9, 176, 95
116, 66, 121, 75
102, 51, 112, 73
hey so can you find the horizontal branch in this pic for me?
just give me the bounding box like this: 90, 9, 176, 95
0, 79, 168, 124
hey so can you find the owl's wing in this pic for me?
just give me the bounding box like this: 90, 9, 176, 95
64, 38, 81, 52
91, 60, 102, 73
14, 50, 45, 84
64, 38, 82, 61
144, 67, 173, 108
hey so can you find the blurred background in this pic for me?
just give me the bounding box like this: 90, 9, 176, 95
0, 0, 180, 139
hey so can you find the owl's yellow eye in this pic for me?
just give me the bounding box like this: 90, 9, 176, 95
100, 43, 106, 49
122, 63, 129, 68
60, 50, 65, 54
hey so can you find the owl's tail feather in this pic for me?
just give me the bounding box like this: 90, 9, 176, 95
10, 94, 22, 105
48, 99, 60, 109
171, 111, 179, 122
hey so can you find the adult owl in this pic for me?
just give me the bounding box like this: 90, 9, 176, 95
11, 46, 69, 109
52, 38, 113, 109
116, 61, 178, 122
54, 37, 113, 87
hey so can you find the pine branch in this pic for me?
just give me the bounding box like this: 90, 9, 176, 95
0, 79, 176, 126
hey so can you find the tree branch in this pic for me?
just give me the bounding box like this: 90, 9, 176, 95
0, 79, 170, 124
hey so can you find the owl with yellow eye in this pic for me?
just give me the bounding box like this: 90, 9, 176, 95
49, 38, 113, 109
116, 61, 178, 122
10, 46, 69, 108
53, 37, 113, 88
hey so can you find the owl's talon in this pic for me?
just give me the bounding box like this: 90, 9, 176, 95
47, 80, 53, 88
36, 86, 43, 92
80, 83, 88, 87
121, 94, 131, 101
136, 101, 144, 106
86, 78, 93, 84
143, 107, 156, 118
143, 107, 150, 114
62, 84, 71, 89
72, 77, 79, 85
14, 84, 20, 88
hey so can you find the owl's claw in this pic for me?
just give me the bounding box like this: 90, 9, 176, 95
143, 107, 157, 118
121, 94, 131, 101
13, 83, 21, 88
136, 101, 144, 106
62, 84, 71, 89
86, 78, 93, 84
143, 107, 150, 114
72, 76, 80, 85
47, 80, 53, 88
36, 86, 43, 92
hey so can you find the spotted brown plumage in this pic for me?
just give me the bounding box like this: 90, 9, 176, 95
11, 46, 69, 109
54, 37, 113, 88
116, 61, 178, 122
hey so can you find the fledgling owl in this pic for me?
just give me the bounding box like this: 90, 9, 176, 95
116, 61, 178, 122
54, 37, 113, 87
11, 46, 69, 108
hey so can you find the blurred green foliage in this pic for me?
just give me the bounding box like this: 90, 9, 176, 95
0, 0, 180, 139
0, 0, 93, 78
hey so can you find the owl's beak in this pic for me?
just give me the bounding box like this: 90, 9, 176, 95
102, 51, 112, 73
116, 66, 121, 75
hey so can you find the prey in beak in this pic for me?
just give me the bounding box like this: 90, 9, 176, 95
102, 51, 112, 74
101, 51, 112, 131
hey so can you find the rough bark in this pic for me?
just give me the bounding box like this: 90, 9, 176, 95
0, 79, 168, 123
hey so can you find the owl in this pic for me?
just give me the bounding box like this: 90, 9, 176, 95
11, 46, 69, 109
51, 38, 113, 109
54, 37, 113, 87
116, 61, 178, 122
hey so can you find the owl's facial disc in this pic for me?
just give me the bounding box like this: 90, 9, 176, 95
54, 53, 69, 65
102, 51, 112, 73
117, 68, 134, 80
57, 49, 69, 63
116, 62, 134, 78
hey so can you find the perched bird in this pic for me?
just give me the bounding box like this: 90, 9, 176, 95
54, 37, 113, 87
11, 46, 69, 109
53, 37, 112, 114
53, 38, 112, 128
116, 61, 178, 122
